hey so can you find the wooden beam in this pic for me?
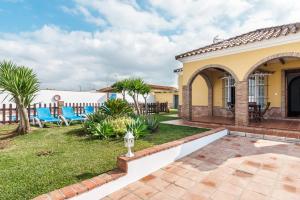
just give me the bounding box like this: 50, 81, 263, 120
279, 58, 285, 65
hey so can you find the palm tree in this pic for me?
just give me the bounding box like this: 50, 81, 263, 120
140, 84, 151, 114
126, 78, 145, 115
0, 61, 39, 134
111, 79, 128, 100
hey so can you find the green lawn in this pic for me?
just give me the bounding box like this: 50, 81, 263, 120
0, 113, 208, 200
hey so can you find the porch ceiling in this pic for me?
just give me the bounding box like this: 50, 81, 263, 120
262, 56, 299, 66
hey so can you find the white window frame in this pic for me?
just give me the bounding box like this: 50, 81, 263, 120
223, 75, 235, 108
248, 73, 269, 108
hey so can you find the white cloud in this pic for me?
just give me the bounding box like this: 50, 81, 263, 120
61, 5, 107, 27
0, 26, 178, 90
72, 0, 174, 32
1, 0, 300, 91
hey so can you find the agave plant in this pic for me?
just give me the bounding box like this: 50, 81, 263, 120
126, 117, 147, 139
145, 115, 159, 133
0, 61, 39, 134
83, 120, 114, 139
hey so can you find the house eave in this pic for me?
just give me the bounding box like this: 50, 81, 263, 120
176, 32, 300, 64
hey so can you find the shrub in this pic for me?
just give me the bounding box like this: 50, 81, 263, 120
99, 99, 133, 117
86, 111, 107, 123
145, 115, 159, 133
83, 120, 114, 139
126, 117, 147, 139
83, 116, 134, 139
109, 117, 134, 138
83, 100, 150, 140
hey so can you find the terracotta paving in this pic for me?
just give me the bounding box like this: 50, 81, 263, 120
163, 119, 300, 140
103, 136, 300, 200
249, 119, 300, 131
192, 116, 235, 126
187, 116, 300, 132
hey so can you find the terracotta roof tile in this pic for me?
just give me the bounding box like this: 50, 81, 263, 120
97, 84, 177, 93
175, 22, 300, 60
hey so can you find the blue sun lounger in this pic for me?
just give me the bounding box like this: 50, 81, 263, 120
82, 106, 95, 117
34, 107, 61, 128
60, 107, 86, 126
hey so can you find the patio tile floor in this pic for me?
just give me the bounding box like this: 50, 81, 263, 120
163, 119, 300, 140
103, 136, 300, 200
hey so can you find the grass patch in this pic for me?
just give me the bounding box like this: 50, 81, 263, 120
0, 112, 208, 200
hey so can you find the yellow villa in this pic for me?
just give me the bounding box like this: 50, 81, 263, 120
98, 84, 178, 109
175, 22, 300, 130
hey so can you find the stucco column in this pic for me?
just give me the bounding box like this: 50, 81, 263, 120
235, 81, 249, 126
182, 85, 191, 120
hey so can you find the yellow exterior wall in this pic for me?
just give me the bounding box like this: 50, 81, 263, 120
213, 78, 223, 107
178, 73, 183, 105
192, 75, 208, 106
178, 60, 300, 108
154, 92, 176, 104
178, 41, 300, 106
182, 41, 300, 84
266, 60, 300, 107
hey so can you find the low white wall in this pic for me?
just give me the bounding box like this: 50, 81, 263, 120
0, 90, 107, 105
0, 90, 156, 105
112, 92, 155, 104
73, 129, 228, 200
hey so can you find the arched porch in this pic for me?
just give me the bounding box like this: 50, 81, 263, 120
181, 53, 300, 132
237, 52, 300, 127
183, 64, 238, 125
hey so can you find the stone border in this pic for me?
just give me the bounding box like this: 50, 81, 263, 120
33, 128, 227, 200
33, 170, 126, 200
162, 119, 300, 143
229, 130, 300, 143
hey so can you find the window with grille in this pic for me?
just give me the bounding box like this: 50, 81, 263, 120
223, 76, 235, 108
248, 74, 268, 109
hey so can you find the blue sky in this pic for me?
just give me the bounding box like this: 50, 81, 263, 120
0, 0, 96, 32
0, 0, 299, 91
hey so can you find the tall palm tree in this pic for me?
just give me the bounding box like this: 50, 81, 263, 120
140, 84, 151, 114
126, 78, 145, 115
0, 61, 39, 134
112, 79, 128, 100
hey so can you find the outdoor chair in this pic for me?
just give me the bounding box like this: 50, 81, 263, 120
82, 106, 95, 117
34, 107, 61, 128
60, 107, 86, 126
11, 115, 35, 124
259, 102, 271, 121
248, 102, 261, 122
227, 102, 235, 114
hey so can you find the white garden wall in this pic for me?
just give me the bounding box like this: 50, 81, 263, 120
72, 129, 228, 200
0, 90, 107, 105
0, 90, 156, 105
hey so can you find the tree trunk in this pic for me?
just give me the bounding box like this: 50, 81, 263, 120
143, 96, 148, 115
122, 90, 126, 101
17, 105, 30, 134
136, 95, 140, 114
132, 94, 140, 115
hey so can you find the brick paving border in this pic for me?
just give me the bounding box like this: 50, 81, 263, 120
163, 119, 300, 143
